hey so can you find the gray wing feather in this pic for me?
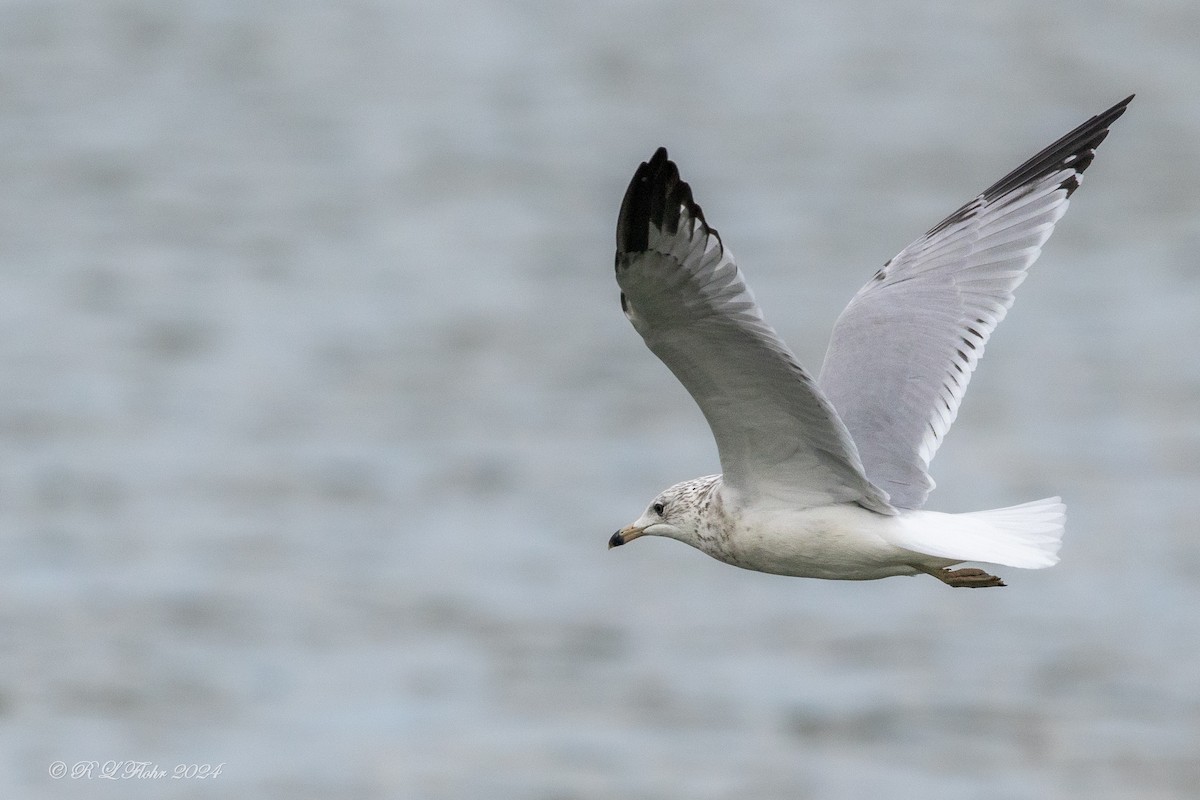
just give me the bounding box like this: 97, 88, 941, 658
818, 96, 1132, 509
616, 149, 893, 513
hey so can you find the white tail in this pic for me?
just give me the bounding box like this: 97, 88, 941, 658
891, 497, 1066, 569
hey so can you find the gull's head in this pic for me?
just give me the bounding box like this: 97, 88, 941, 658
609, 476, 719, 550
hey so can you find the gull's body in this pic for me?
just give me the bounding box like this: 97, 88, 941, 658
608, 97, 1131, 587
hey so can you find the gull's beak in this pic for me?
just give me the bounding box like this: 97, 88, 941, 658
608, 525, 646, 549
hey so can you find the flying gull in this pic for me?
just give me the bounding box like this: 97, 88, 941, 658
608, 96, 1131, 587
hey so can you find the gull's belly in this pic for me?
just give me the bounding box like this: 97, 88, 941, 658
719, 504, 945, 580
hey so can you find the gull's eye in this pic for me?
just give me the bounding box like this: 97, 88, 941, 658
652, 502, 665, 516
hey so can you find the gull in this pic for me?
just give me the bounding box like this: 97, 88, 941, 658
608, 96, 1131, 587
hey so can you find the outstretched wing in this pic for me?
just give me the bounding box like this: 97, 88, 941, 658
818, 96, 1132, 509
615, 148, 893, 513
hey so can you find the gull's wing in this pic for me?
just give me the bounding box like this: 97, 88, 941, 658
616, 148, 893, 513
818, 96, 1132, 510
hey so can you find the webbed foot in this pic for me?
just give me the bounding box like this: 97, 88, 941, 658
923, 566, 1006, 588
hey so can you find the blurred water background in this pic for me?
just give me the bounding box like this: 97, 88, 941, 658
2, 1, 1198, 798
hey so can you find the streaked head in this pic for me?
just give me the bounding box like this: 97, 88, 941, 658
609, 476, 720, 550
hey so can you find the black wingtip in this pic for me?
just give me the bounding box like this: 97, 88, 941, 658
981, 94, 1134, 202
925, 95, 1133, 238
615, 147, 709, 260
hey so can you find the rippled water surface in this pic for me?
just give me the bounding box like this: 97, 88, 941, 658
3, 2, 1199, 798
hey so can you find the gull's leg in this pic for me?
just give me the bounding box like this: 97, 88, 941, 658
917, 565, 1006, 588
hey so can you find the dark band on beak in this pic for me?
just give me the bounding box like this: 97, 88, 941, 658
609, 524, 646, 549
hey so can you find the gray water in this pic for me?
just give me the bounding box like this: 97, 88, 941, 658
2, 2, 1198, 798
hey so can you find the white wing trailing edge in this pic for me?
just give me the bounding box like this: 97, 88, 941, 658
818, 96, 1133, 510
